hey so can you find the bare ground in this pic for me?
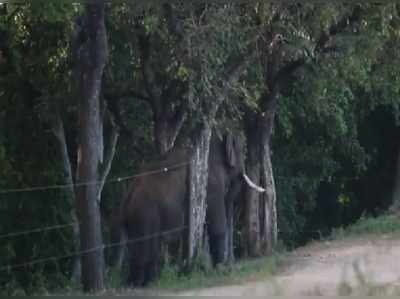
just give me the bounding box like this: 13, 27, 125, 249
174, 235, 400, 296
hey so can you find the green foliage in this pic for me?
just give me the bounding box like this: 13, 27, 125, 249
268, 3, 400, 247
331, 215, 400, 240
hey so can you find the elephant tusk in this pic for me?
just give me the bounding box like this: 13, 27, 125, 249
243, 173, 266, 193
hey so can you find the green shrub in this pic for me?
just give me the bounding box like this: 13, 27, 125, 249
331, 215, 400, 240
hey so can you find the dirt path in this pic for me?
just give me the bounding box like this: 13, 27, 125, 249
177, 235, 400, 296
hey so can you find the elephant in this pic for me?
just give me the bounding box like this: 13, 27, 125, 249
110, 132, 265, 286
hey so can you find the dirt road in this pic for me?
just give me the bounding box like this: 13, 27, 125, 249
177, 235, 400, 296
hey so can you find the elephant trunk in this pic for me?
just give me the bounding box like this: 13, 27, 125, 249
242, 173, 266, 193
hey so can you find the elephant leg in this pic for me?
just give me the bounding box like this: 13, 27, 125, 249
206, 188, 228, 267
126, 199, 162, 286
208, 232, 226, 266
127, 232, 158, 286
225, 199, 235, 264
143, 235, 161, 285
126, 238, 149, 286
128, 266, 145, 286
144, 260, 159, 285
127, 251, 145, 286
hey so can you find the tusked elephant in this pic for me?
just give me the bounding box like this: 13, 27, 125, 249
110, 132, 265, 286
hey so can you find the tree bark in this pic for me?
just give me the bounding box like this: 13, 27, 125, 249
244, 98, 278, 256
75, 1, 107, 292
259, 111, 278, 254
244, 114, 262, 257
187, 124, 212, 262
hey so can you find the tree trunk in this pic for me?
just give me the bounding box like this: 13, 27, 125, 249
259, 112, 278, 254
244, 114, 262, 257
187, 125, 212, 263
75, 1, 107, 292
244, 108, 278, 256
52, 113, 81, 283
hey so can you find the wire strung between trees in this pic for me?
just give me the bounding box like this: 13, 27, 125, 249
0, 222, 79, 240
0, 226, 332, 273
0, 158, 361, 196
0, 161, 191, 195
0, 162, 190, 241
0, 226, 188, 273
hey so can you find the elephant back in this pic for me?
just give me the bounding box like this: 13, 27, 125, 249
123, 146, 191, 233
139, 147, 191, 173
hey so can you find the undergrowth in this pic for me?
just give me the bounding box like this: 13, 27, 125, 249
330, 214, 400, 240
151, 253, 283, 292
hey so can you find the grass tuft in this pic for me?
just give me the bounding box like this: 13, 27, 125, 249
150, 253, 283, 291
330, 215, 400, 240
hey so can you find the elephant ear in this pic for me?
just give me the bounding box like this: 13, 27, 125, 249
225, 134, 237, 167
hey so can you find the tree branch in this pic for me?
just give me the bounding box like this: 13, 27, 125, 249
97, 113, 119, 203
135, 22, 162, 110
169, 104, 188, 145
51, 110, 81, 283
315, 5, 363, 53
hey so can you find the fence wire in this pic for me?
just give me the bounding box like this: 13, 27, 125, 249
0, 226, 188, 273
0, 158, 341, 273
0, 161, 191, 195
0, 222, 79, 240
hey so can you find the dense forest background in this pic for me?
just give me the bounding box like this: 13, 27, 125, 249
1, 1, 400, 294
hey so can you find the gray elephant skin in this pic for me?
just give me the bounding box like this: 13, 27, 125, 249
111, 133, 248, 286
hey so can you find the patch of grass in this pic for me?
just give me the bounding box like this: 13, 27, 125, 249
330, 215, 400, 240
151, 254, 283, 292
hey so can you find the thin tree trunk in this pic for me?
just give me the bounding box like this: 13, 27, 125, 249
52, 112, 81, 283
75, 1, 107, 292
259, 112, 278, 254
97, 122, 119, 202
154, 117, 170, 155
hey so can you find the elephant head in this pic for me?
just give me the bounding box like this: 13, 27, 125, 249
206, 132, 265, 265
110, 132, 265, 286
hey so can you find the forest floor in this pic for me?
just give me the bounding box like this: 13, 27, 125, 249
170, 234, 400, 296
